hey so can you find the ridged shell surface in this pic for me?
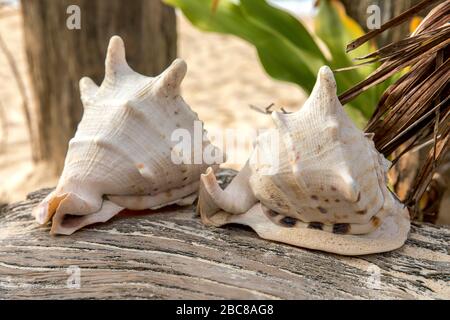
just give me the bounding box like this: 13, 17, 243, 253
32, 36, 222, 235
197, 66, 410, 255
248, 66, 390, 232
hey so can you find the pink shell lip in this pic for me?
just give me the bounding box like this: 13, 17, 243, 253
32, 203, 48, 225
32, 192, 68, 225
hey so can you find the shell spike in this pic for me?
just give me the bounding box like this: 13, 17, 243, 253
197, 164, 257, 226
307, 65, 339, 113
316, 65, 337, 94
105, 35, 132, 82
154, 58, 187, 97
79, 77, 98, 105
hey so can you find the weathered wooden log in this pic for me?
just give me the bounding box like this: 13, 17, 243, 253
0, 180, 449, 299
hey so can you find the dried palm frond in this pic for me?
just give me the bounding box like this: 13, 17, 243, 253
345, 0, 442, 52
337, 0, 449, 216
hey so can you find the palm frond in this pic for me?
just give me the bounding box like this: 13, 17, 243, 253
345, 0, 442, 52
338, 0, 449, 214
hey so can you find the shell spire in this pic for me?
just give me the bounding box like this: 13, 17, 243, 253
315, 65, 337, 94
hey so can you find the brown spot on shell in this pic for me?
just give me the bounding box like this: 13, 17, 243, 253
331, 186, 337, 191
335, 199, 340, 203
308, 222, 323, 230
267, 210, 279, 217
280, 216, 297, 227
324, 199, 329, 202
333, 223, 350, 234
371, 216, 381, 228
310, 195, 318, 200
356, 192, 361, 202
356, 209, 367, 215
317, 206, 327, 214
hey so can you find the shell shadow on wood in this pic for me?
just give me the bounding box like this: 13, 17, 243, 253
32, 36, 223, 235
197, 66, 410, 255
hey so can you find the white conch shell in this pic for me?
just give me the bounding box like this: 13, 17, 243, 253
198, 66, 410, 255
33, 35, 222, 235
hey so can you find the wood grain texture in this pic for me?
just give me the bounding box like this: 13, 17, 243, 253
0, 180, 449, 299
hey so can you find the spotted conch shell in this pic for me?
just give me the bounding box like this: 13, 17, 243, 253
33, 36, 222, 235
198, 66, 410, 255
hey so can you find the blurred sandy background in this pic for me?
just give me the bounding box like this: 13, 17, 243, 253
0, 5, 310, 204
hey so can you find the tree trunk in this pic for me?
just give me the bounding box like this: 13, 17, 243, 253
21, 0, 177, 175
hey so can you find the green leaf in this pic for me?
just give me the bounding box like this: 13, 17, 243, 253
315, 0, 378, 118
239, 0, 326, 61
315, 0, 373, 67
165, 0, 322, 91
